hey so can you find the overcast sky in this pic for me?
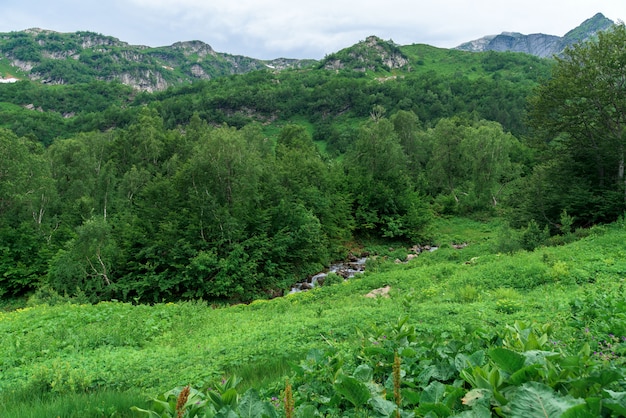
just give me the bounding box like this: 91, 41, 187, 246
1, 0, 624, 59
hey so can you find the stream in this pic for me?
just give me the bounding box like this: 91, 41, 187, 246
289, 256, 367, 293
288, 243, 450, 294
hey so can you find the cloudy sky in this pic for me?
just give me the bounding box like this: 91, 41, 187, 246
2, 0, 624, 59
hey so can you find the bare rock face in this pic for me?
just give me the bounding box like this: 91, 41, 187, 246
484, 32, 564, 58
171, 40, 217, 58
455, 13, 615, 58
322, 35, 410, 71
117, 70, 169, 92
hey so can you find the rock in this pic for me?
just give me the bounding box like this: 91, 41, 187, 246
409, 245, 421, 254
336, 269, 351, 279
365, 285, 391, 298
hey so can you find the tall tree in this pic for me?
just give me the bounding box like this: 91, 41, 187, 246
347, 116, 431, 241
527, 23, 626, 224
0, 129, 54, 296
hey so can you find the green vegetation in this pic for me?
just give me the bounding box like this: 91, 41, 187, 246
1, 218, 626, 416
0, 20, 625, 418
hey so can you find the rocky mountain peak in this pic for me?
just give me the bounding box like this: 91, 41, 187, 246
455, 13, 615, 57
321, 35, 409, 71
170, 40, 217, 58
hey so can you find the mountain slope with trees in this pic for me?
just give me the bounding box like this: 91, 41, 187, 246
0, 28, 315, 91
0, 21, 624, 307
0, 13, 610, 91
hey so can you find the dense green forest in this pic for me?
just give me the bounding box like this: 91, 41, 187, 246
1, 26, 625, 305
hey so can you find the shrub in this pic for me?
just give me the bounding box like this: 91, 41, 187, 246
456, 284, 479, 303
322, 272, 344, 287
519, 219, 549, 251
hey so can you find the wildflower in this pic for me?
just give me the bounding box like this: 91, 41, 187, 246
176, 386, 190, 418
393, 351, 402, 418
284, 380, 294, 418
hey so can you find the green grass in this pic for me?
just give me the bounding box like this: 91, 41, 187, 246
400, 44, 487, 79
400, 43, 553, 82
1, 217, 625, 414
0, 390, 147, 418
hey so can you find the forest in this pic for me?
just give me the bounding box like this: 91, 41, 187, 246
1, 27, 624, 304
0, 23, 625, 418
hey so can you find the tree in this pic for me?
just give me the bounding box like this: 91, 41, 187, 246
0, 129, 54, 296
47, 217, 119, 301
391, 110, 427, 178
425, 117, 468, 204
346, 117, 431, 241
461, 121, 523, 208
527, 23, 626, 224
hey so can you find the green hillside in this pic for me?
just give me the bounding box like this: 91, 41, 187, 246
1, 217, 625, 416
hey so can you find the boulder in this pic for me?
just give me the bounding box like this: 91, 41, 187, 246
365, 286, 391, 298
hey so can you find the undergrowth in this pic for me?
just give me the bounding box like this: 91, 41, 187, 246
0, 218, 624, 416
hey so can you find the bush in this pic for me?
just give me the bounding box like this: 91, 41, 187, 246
322, 272, 344, 287
519, 220, 549, 251
456, 284, 479, 303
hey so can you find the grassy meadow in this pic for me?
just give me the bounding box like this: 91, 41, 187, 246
1, 216, 626, 416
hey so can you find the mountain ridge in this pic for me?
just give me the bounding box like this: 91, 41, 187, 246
455, 12, 614, 57
0, 28, 317, 91
0, 13, 617, 91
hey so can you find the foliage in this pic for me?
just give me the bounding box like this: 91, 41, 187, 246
524, 22, 626, 227
0, 219, 625, 416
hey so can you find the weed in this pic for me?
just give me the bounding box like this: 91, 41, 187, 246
456, 284, 479, 303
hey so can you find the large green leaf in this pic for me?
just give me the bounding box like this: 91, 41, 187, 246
214, 408, 239, 418
420, 381, 446, 404
489, 348, 525, 374
455, 350, 486, 372
450, 405, 492, 418
368, 396, 398, 417
238, 389, 278, 418
334, 375, 372, 407
295, 404, 322, 418
505, 381, 585, 418
353, 364, 374, 382
508, 364, 542, 386
603, 390, 626, 416
417, 402, 452, 416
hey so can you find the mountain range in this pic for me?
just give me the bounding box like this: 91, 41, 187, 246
454, 13, 614, 57
0, 13, 615, 91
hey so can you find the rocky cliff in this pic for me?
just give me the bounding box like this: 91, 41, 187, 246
0, 29, 316, 91
455, 13, 615, 57
320, 36, 410, 72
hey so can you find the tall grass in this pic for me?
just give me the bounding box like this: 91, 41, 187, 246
0, 390, 147, 418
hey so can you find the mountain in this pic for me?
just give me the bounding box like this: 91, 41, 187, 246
320, 35, 410, 72
0, 28, 316, 91
0, 14, 614, 91
455, 13, 615, 57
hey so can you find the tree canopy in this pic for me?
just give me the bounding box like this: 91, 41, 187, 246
522, 23, 626, 227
